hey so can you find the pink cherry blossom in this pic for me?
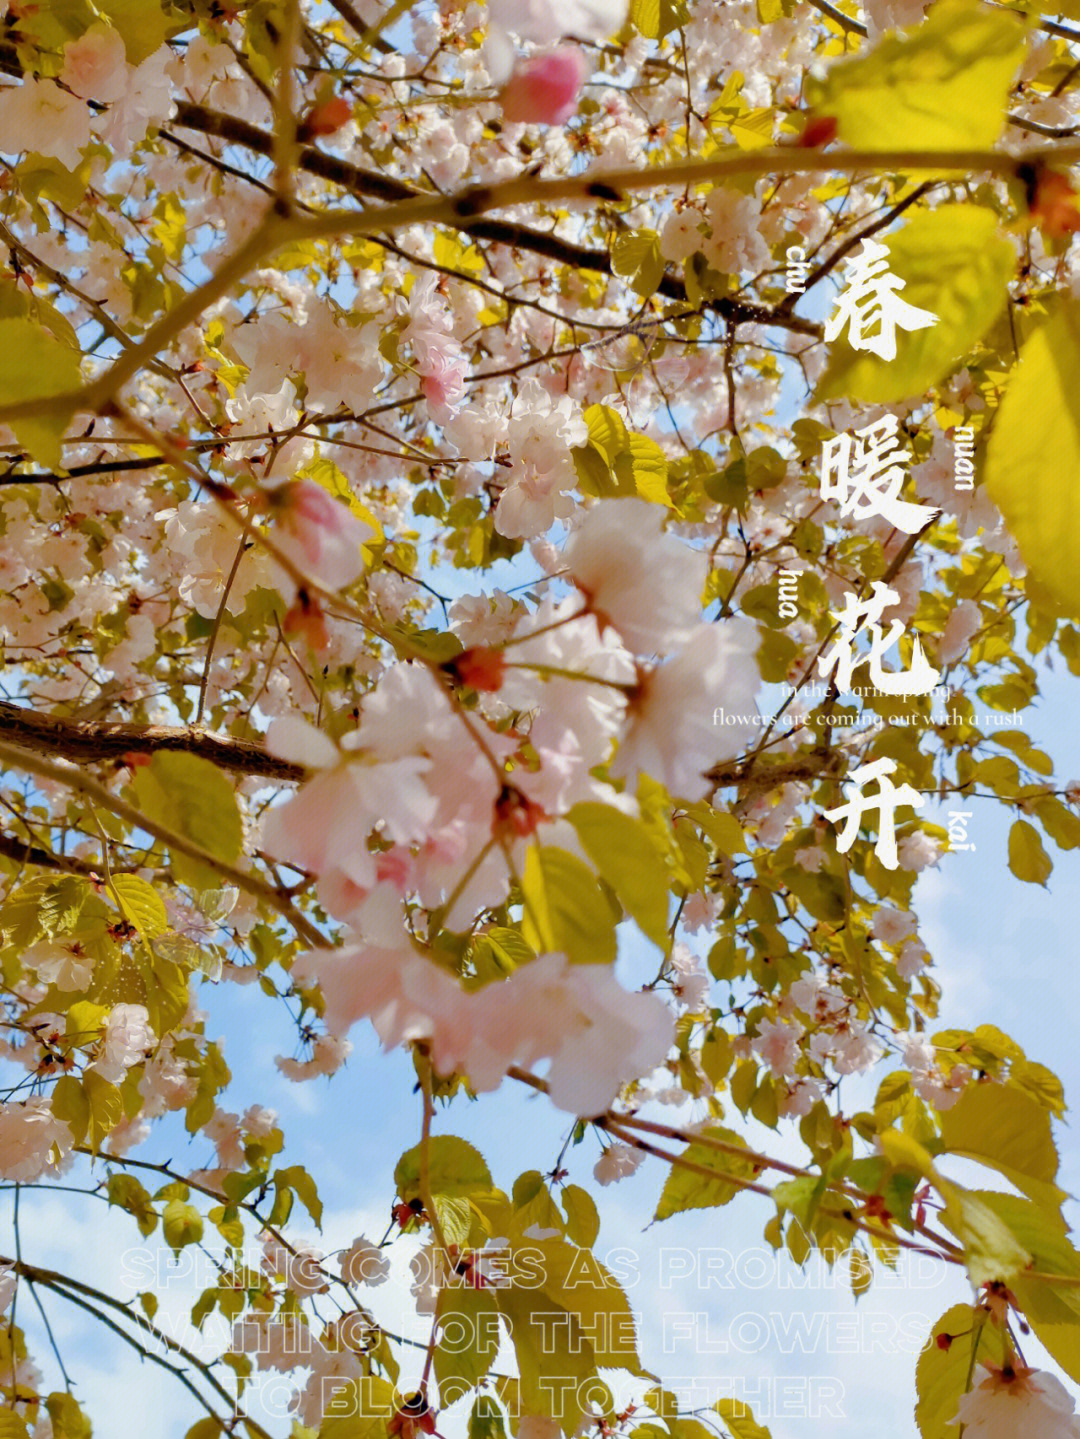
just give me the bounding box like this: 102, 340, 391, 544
419, 341, 469, 419
487, 0, 629, 45
594, 1142, 645, 1186
340, 1236, 391, 1286
287, 947, 673, 1115
564, 499, 707, 656
271, 479, 374, 590
954, 1365, 1080, 1439
0, 1098, 75, 1181
500, 47, 589, 126
611, 621, 761, 800
94, 1004, 155, 1084
61, 24, 129, 103
0, 79, 91, 169
751, 1018, 804, 1077
871, 905, 917, 945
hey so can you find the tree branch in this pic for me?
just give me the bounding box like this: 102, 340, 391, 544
0, 739, 322, 945
169, 102, 823, 337
0, 700, 303, 782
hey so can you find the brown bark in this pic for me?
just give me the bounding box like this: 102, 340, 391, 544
0, 701, 303, 782
168, 103, 823, 339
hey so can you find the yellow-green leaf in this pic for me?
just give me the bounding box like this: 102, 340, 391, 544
940, 1186, 1031, 1286
816, 0, 1026, 151
655, 1126, 758, 1220
84, 1069, 123, 1151
937, 1081, 1062, 1206
567, 803, 671, 950
163, 1198, 204, 1253
521, 845, 618, 965
0, 317, 81, 468
110, 874, 168, 938
130, 752, 243, 889
1008, 818, 1053, 886
985, 304, 1080, 619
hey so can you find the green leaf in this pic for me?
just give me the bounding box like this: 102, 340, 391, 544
94, 1, 173, 64
163, 1198, 204, 1253
274, 1165, 323, 1228
107, 1173, 158, 1237
109, 875, 168, 938
130, 752, 244, 889
185, 1422, 224, 1439
0, 317, 81, 468
654, 1126, 758, 1219
520, 846, 618, 965
517, 1236, 642, 1371
985, 304, 1080, 618
712, 1398, 773, 1439
0, 1411, 29, 1439
45, 1395, 91, 1439
319, 1375, 395, 1437
395, 1136, 493, 1204
468, 1398, 506, 1439
567, 803, 671, 950
1008, 819, 1053, 885
940, 1186, 1031, 1286
815, 0, 1026, 151
84, 1070, 123, 1151
937, 1081, 1062, 1207
987, 1191, 1080, 1380
626, 432, 672, 506
495, 1284, 598, 1431
611, 230, 667, 299
914, 1304, 1006, 1439
561, 1184, 600, 1248
817, 207, 1013, 403
434, 1285, 500, 1398
629, 0, 687, 37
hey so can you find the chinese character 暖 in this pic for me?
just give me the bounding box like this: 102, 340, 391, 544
820, 415, 940, 535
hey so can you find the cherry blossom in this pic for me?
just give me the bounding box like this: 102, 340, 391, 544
500, 48, 589, 125
0, 1099, 74, 1182
752, 1018, 805, 1078
340, 1235, 391, 1286
594, 1142, 646, 1185
61, 24, 129, 103
0, 79, 91, 169
954, 1365, 1080, 1439
611, 621, 761, 799
269, 480, 375, 591
563, 499, 707, 656
288, 946, 673, 1114
93, 1005, 155, 1085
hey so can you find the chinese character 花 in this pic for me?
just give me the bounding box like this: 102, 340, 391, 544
818, 581, 941, 698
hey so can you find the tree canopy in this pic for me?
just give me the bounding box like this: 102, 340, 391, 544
0, 0, 1079, 1436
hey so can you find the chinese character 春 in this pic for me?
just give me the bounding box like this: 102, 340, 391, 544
824, 238, 939, 360
820, 415, 940, 534
818, 581, 941, 697
823, 757, 925, 870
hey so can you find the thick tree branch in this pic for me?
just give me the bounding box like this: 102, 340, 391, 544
169, 102, 823, 337
0, 738, 322, 945
0, 700, 303, 782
